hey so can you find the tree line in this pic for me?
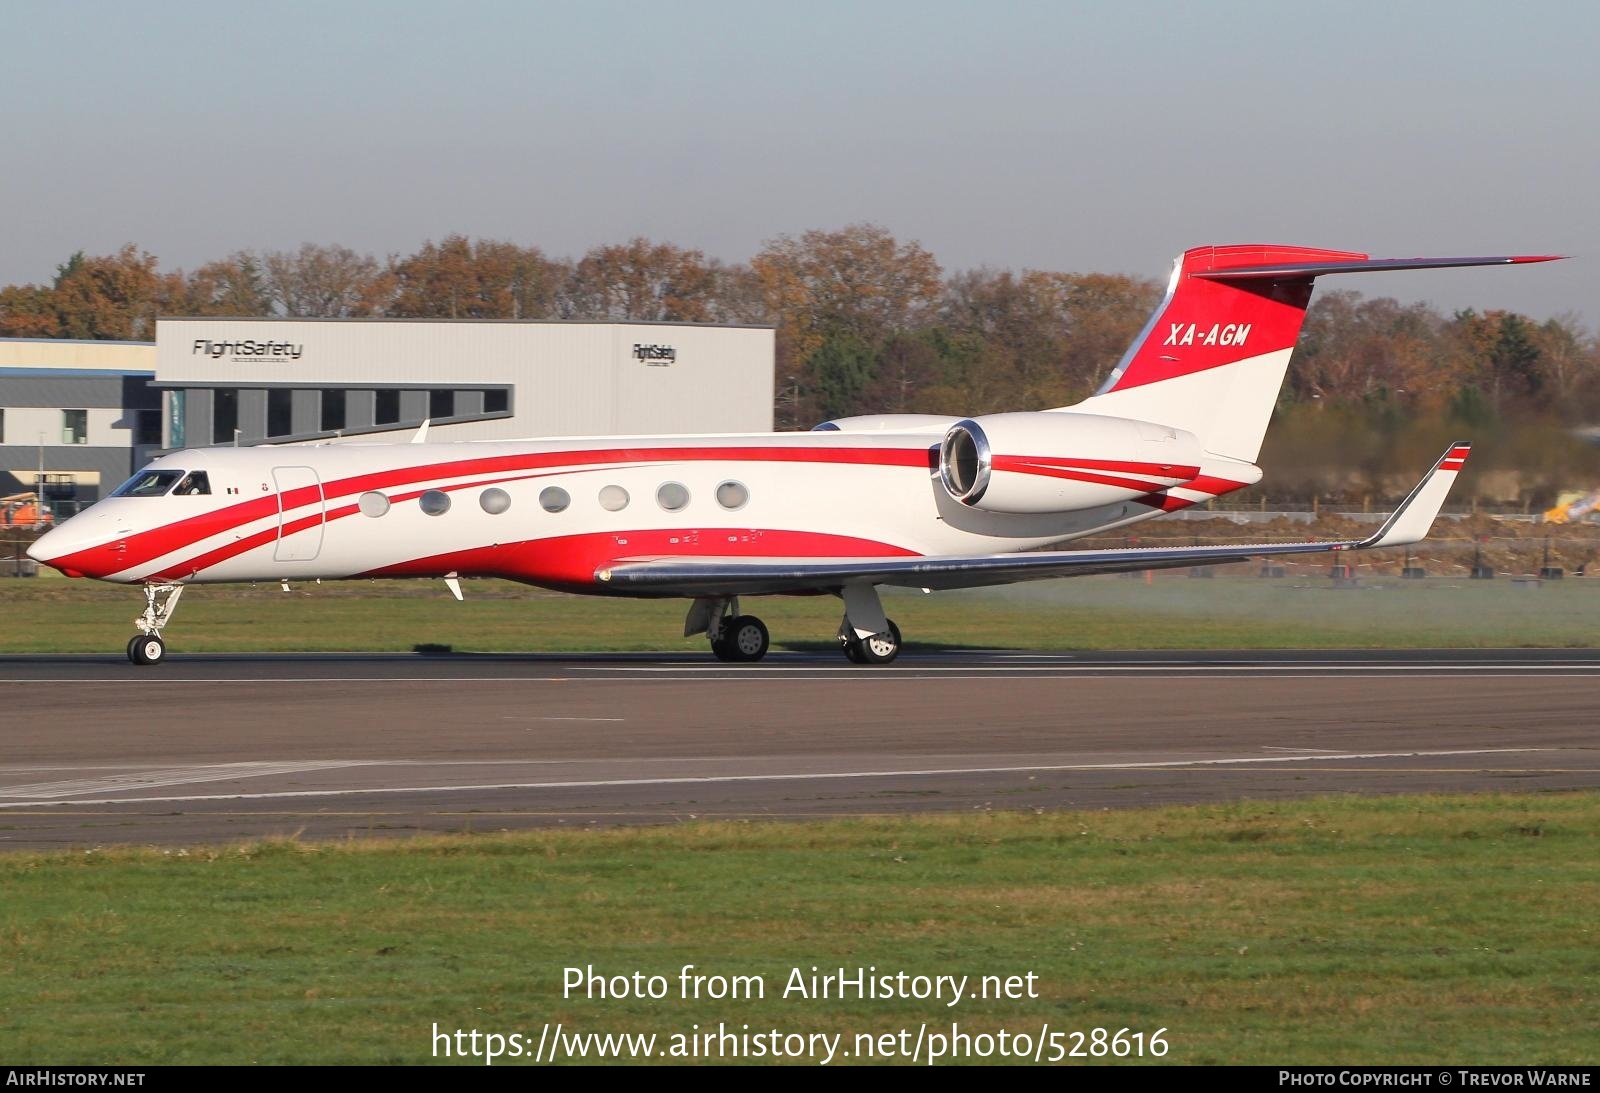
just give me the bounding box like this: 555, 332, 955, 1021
3, 226, 1596, 501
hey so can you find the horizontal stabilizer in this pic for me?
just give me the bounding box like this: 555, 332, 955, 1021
1193, 255, 1563, 281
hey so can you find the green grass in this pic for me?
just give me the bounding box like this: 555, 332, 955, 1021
0, 794, 1594, 1065
2, 571, 1599, 653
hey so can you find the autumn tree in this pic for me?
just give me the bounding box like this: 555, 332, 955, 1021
173, 252, 275, 316
43, 246, 169, 340
753, 224, 943, 422
559, 238, 718, 322
0, 284, 61, 337
388, 236, 561, 319
265, 243, 392, 317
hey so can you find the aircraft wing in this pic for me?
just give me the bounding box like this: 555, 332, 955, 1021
596, 442, 1470, 597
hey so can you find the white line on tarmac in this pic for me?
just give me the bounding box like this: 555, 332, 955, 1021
0, 760, 381, 799
2, 666, 1600, 685
0, 747, 1558, 809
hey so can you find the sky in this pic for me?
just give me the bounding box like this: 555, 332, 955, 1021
3, 0, 1594, 324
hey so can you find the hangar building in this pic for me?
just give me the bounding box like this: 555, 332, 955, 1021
0, 339, 161, 522
154, 318, 775, 449
2, 320, 774, 516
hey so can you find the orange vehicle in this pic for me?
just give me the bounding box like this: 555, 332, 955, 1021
1, 493, 53, 527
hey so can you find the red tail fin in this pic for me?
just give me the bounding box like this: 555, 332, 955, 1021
1073, 245, 1560, 462
1096, 245, 1361, 396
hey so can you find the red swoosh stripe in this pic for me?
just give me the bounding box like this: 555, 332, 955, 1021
54, 444, 942, 578
357, 529, 921, 590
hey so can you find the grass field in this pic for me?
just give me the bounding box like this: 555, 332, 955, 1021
1, 793, 1594, 1065
1, 569, 1598, 653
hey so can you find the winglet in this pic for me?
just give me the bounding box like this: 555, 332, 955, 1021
1357, 442, 1471, 549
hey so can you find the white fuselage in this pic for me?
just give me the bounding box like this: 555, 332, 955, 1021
32, 424, 1257, 592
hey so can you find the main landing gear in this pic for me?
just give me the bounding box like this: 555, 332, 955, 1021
840, 618, 902, 665
685, 597, 771, 662
126, 583, 184, 666
685, 585, 904, 665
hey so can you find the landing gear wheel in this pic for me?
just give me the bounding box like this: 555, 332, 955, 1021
843, 619, 901, 665
129, 634, 166, 666
716, 614, 769, 662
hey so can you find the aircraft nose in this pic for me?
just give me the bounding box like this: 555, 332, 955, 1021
27, 525, 65, 563
27, 523, 80, 573
27, 511, 123, 578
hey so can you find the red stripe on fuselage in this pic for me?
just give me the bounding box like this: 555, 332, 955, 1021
356, 528, 921, 591
51, 444, 940, 578
1130, 474, 1252, 512
990, 456, 1190, 494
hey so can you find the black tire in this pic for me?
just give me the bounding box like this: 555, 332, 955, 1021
854, 619, 901, 665
126, 635, 144, 664
722, 615, 769, 662
130, 635, 166, 666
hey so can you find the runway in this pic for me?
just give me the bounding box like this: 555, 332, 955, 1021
0, 649, 1595, 848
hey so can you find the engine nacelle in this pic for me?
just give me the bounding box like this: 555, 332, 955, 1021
938, 412, 1203, 514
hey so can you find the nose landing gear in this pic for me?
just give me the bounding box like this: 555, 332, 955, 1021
126, 583, 184, 666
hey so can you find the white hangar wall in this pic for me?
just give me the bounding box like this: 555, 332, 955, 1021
154, 319, 776, 448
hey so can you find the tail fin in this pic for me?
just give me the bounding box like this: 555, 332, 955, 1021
1069, 245, 1560, 463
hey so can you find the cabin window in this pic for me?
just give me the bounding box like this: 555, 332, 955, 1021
112, 470, 184, 497
419, 489, 451, 516
656, 482, 690, 512
598, 485, 629, 512
538, 487, 570, 513
480, 487, 512, 514
358, 491, 390, 517
173, 471, 211, 496
716, 481, 749, 510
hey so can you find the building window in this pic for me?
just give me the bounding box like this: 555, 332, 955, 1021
167, 390, 186, 449
375, 389, 400, 425
0, 408, 5, 444
430, 389, 454, 419
267, 389, 293, 437
484, 389, 509, 414
321, 389, 346, 432
213, 389, 238, 445
62, 409, 88, 445
135, 409, 162, 446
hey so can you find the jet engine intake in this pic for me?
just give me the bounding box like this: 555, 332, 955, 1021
937, 412, 1202, 514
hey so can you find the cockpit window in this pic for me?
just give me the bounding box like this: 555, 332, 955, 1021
111, 470, 185, 497
173, 471, 211, 496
